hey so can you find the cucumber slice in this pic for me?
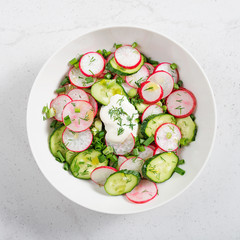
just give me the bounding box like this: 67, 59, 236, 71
65, 151, 78, 165
140, 114, 176, 138
70, 149, 108, 179
135, 102, 149, 113
104, 170, 141, 196
49, 126, 68, 158
106, 55, 145, 76
91, 79, 127, 105
176, 116, 197, 144
142, 152, 178, 183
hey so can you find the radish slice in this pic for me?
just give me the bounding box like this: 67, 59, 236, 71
119, 157, 144, 174
139, 81, 163, 104
148, 144, 156, 151
50, 95, 72, 121
122, 82, 134, 94
62, 100, 94, 132
97, 69, 108, 79
79, 52, 105, 77
117, 156, 128, 169
141, 104, 163, 121
144, 63, 155, 74
155, 123, 181, 151
58, 84, 76, 95
126, 180, 158, 204
147, 71, 174, 98
68, 89, 89, 101
154, 147, 164, 155
91, 166, 117, 186
106, 133, 135, 155
62, 128, 92, 152
166, 88, 196, 118
106, 53, 114, 62
86, 93, 98, 117
154, 62, 179, 83
138, 146, 154, 160
69, 67, 96, 88
125, 65, 149, 88
114, 45, 142, 69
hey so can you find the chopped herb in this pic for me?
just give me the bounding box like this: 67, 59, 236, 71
132, 42, 138, 48
104, 72, 112, 79
178, 159, 185, 165
173, 83, 179, 90
178, 80, 183, 87
98, 154, 107, 163
71, 102, 76, 107
64, 115, 71, 126
176, 99, 182, 103
144, 86, 154, 91
63, 162, 69, 171
89, 56, 96, 65
89, 69, 95, 75
174, 166, 185, 175
75, 108, 80, 113
117, 127, 124, 136
60, 76, 70, 86
57, 150, 65, 163
175, 106, 185, 115
69, 58, 78, 65
170, 63, 178, 70
143, 136, 154, 146
113, 43, 122, 49
85, 76, 94, 83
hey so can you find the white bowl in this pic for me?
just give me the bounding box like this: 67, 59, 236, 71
27, 26, 216, 214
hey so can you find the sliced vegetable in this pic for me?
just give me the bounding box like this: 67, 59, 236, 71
125, 65, 149, 88
106, 133, 135, 155
155, 123, 181, 151
91, 79, 126, 105
106, 55, 145, 76
50, 95, 72, 121
166, 88, 196, 118
91, 166, 117, 186
141, 104, 163, 122
117, 155, 128, 169
154, 62, 179, 83
62, 128, 93, 152
68, 89, 89, 101
114, 45, 142, 69
49, 126, 68, 158
142, 152, 178, 183
79, 52, 105, 77
144, 63, 155, 74
104, 170, 141, 196
153, 147, 164, 155
137, 146, 154, 160
70, 149, 108, 179
119, 157, 144, 175
147, 71, 174, 98
176, 116, 197, 145
139, 81, 163, 104
69, 67, 96, 88
126, 180, 158, 204
86, 92, 98, 117
62, 100, 94, 132
141, 113, 176, 138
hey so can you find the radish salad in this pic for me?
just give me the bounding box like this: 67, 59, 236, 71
42, 42, 197, 204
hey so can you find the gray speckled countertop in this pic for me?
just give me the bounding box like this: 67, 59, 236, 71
1, 0, 240, 239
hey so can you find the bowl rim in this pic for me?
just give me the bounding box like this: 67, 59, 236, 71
27, 25, 217, 214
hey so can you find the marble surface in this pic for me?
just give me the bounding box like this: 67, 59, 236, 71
1, 0, 240, 239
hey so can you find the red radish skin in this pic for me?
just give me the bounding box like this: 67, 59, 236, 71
166, 88, 196, 118
154, 62, 179, 83
117, 156, 128, 169
148, 144, 156, 151
147, 71, 174, 98
126, 180, 158, 204
62, 100, 94, 132
86, 92, 98, 117
50, 95, 72, 122
155, 123, 182, 152
68, 67, 96, 88
114, 45, 142, 69
144, 63, 155, 75
154, 147, 164, 155
79, 52, 105, 77
90, 166, 117, 186
106, 53, 114, 63
139, 81, 163, 104
141, 104, 163, 122
106, 133, 135, 156
125, 65, 149, 89
62, 128, 93, 152
68, 89, 89, 101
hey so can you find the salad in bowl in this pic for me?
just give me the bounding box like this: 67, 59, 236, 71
42, 42, 197, 204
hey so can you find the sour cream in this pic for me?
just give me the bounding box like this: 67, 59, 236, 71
100, 94, 139, 143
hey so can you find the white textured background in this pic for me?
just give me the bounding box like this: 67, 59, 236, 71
1, 0, 240, 239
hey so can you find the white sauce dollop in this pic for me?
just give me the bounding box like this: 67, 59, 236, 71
100, 94, 139, 143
